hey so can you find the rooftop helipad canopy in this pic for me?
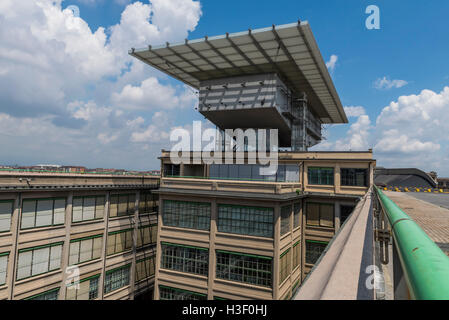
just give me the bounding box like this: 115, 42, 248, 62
129, 21, 348, 124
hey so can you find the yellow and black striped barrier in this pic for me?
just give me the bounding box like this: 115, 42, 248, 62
380, 186, 449, 193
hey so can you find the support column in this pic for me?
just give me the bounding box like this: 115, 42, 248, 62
8, 193, 21, 300
98, 192, 110, 299
129, 190, 140, 300
273, 205, 281, 299
207, 199, 217, 300
59, 191, 73, 300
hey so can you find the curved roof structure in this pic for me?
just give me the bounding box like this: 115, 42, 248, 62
129, 21, 348, 124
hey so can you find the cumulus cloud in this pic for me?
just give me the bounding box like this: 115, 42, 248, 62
0, 0, 202, 170
325, 55, 338, 72
344, 106, 366, 118
374, 76, 408, 90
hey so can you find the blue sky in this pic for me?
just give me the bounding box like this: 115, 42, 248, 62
1, 0, 448, 174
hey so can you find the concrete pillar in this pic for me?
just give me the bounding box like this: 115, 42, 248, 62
129, 190, 140, 300
8, 193, 21, 300
153, 196, 163, 300
334, 163, 341, 194
207, 199, 217, 300
98, 192, 110, 299
59, 191, 73, 300
272, 205, 280, 299
334, 201, 341, 233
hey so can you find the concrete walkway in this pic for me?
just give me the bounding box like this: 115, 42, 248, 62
384, 191, 449, 255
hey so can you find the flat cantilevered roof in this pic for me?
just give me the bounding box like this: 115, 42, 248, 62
129, 21, 348, 124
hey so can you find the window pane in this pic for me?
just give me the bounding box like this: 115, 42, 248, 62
31, 247, 50, 276
306, 203, 320, 226
109, 196, 118, 217
0, 201, 13, 232
280, 205, 291, 236
21, 200, 36, 229
49, 245, 62, 270
106, 234, 116, 255
53, 199, 65, 225
92, 237, 102, 259
35, 200, 53, 227
0, 255, 8, 285
72, 198, 83, 222
79, 239, 93, 263
83, 198, 95, 221
69, 242, 80, 265
17, 251, 32, 280
95, 196, 105, 219
320, 204, 334, 227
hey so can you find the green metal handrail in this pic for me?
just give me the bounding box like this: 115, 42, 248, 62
374, 186, 449, 300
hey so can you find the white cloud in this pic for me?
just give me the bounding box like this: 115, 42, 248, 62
375, 130, 440, 153
325, 54, 338, 72
344, 106, 366, 118
0, 0, 203, 170
374, 76, 408, 90
111, 77, 197, 110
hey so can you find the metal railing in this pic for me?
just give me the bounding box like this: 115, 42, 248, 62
373, 186, 449, 300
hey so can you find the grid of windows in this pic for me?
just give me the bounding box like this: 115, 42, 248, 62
21, 198, 66, 229
209, 164, 299, 182
135, 256, 156, 282
292, 241, 300, 269
72, 196, 105, 223
160, 243, 209, 276
280, 205, 291, 236
341, 168, 368, 187
293, 203, 301, 229
139, 192, 159, 215
66, 275, 99, 300
137, 224, 157, 248
16, 243, 63, 280
159, 285, 206, 300
107, 229, 133, 256
279, 249, 291, 284
104, 265, 130, 294
305, 241, 328, 265
0, 200, 13, 233
308, 167, 334, 185
306, 203, 335, 228
217, 205, 273, 238
25, 288, 59, 300
162, 200, 210, 231
0, 252, 9, 285
109, 194, 136, 218
216, 251, 272, 287
69, 235, 103, 265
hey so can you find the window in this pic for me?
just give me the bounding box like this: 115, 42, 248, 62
162, 200, 210, 231
69, 235, 103, 265
16, 242, 63, 280
21, 198, 66, 229
160, 243, 208, 276
164, 164, 180, 177
293, 203, 301, 229
217, 205, 273, 238
306, 203, 334, 228
109, 194, 136, 218
216, 250, 272, 287
25, 288, 59, 300
72, 196, 105, 223
340, 205, 355, 226
292, 241, 300, 269
308, 167, 334, 185
107, 229, 133, 256
137, 224, 157, 248
279, 249, 291, 284
139, 192, 158, 215
0, 200, 13, 232
104, 264, 130, 294
341, 168, 368, 187
159, 286, 206, 300
0, 252, 9, 285
305, 240, 328, 265
280, 205, 291, 236
209, 164, 299, 182
66, 274, 100, 300
135, 256, 155, 282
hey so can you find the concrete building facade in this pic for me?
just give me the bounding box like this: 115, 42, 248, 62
153, 151, 375, 300
0, 172, 159, 300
